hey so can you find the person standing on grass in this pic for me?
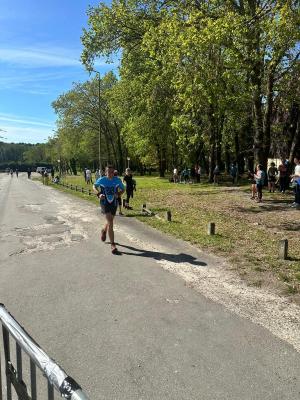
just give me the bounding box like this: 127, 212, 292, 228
85, 168, 92, 184
173, 167, 179, 183
230, 163, 237, 184
93, 165, 125, 254
213, 165, 220, 184
248, 168, 257, 200
114, 170, 123, 215
123, 168, 135, 209
254, 164, 265, 203
278, 159, 288, 193
290, 156, 300, 209
267, 162, 277, 192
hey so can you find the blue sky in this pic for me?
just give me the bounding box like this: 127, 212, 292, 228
0, 0, 116, 144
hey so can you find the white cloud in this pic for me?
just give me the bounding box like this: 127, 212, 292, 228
0, 113, 54, 128
0, 124, 52, 144
0, 112, 54, 143
0, 46, 113, 69
0, 47, 81, 67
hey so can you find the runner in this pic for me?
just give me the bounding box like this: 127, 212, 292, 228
93, 165, 125, 254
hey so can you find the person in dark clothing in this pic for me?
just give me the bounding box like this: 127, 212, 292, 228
27, 168, 31, 179
267, 162, 278, 192
230, 163, 237, 184
123, 168, 135, 209
278, 159, 288, 193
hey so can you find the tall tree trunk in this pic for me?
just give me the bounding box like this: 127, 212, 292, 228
262, 71, 275, 167
156, 144, 166, 177
114, 120, 124, 173
289, 108, 300, 165
208, 106, 216, 182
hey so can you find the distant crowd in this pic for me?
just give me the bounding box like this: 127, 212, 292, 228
172, 157, 300, 209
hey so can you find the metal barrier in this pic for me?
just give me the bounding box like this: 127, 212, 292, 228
0, 304, 90, 400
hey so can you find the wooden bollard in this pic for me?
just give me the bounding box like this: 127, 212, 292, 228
166, 211, 172, 222
279, 239, 288, 260
70, 184, 73, 190
81, 187, 84, 193
88, 189, 91, 196
142, 203, 147, 211
208, 222, 215, 235
75, 185, 78, 191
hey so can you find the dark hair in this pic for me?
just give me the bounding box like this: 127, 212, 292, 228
106, 165, 114, 170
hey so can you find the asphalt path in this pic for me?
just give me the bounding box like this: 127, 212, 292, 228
0, 172, 299, 399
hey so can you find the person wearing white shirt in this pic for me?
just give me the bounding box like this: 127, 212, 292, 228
291, 156, 300, 208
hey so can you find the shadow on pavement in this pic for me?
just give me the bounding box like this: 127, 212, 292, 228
115, 243, 207, 266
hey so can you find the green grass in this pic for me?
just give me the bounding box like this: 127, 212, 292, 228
42, 173, 300, 300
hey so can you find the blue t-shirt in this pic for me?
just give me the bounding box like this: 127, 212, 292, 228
94, 176, 124, 206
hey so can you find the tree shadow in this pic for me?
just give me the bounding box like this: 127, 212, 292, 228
123, 213, 153, 218
279, 222, 300, 231
235, 204, 293, 213
115, 243, 207, 266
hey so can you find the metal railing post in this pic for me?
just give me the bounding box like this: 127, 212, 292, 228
0, 339, 3, 400
16, 342, 22, 400
0, 305, 90, 400
2, 326, 12, 400
30, 359, 37, 400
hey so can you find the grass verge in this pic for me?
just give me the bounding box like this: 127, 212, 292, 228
41, 174, 300, 303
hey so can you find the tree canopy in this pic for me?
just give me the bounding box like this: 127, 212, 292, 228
46, 0, 300, 177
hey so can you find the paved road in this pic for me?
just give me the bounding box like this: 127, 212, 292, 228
0, 173, 299, 399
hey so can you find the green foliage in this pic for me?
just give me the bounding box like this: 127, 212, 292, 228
49, 0, 300, 175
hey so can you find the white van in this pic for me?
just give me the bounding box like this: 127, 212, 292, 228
36, 167, 47, 174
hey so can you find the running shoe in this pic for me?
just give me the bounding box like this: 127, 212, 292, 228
101, 229, 106, 242
111, 243, 118, 254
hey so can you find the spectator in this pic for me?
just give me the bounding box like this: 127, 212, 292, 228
173, 167, 179, 183
267, 162, 278, 193
248, 169, 257, 200
195, 165, 201, 183
278, 159, 288, 193
123, 168, 135, 209
254, 164, 266, 203
85, 168, 92, 184
290, 156, 300, 209
44, 170, 49, 185
213, 165, 220, 184
230, 163, 237, 184
190, 165, 196, 184
181, 168, 189, 184
114, 170, 123, 215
